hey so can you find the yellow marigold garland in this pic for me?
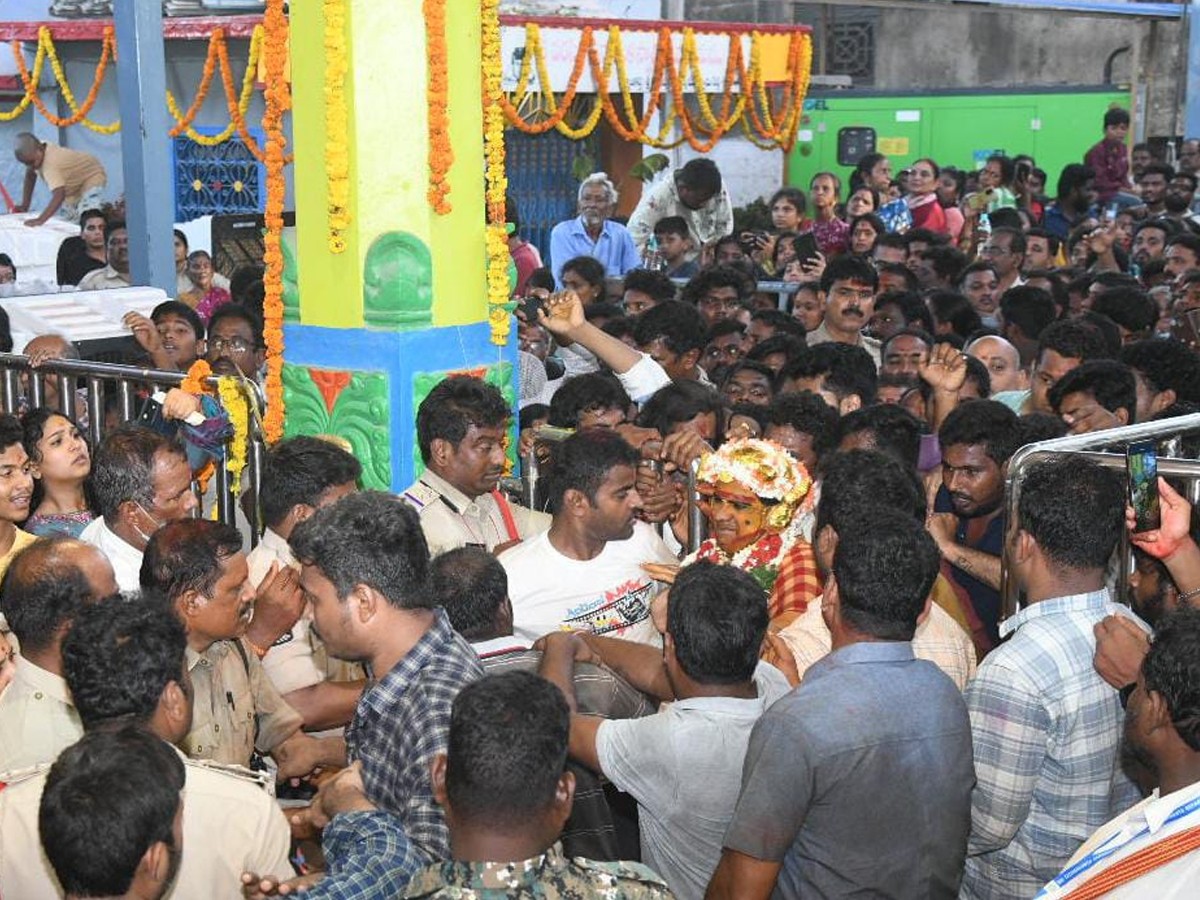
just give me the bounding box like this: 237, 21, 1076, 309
481, 0, 511, 346
261, 0, 289, 441
166, 27, 261, 147
323, 0, 352, 252
217, 376, 249, 496
425, 0, 454, 215
501, 23, 813, 153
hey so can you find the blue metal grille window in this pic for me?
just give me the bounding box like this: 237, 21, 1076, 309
172, 129, 266, 222
505, 128, 598, 263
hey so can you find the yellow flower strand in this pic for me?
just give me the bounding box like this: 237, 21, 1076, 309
481, 0, 511, 346
217, 376, 249, 497
323, 0, 352, 252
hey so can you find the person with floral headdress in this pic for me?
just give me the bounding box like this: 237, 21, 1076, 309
645, 438, 820, 629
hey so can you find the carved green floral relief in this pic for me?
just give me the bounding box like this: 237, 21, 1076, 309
363, 232, 433, 330
281, 232, 301, 324
282, 364, 391, 489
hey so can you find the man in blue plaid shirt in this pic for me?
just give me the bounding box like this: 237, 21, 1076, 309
291, 491, 484, 865
960, 458, 1146, 899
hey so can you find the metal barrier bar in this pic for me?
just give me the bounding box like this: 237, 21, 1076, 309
1002, 413, 1200, 621
0, 352, 268, 545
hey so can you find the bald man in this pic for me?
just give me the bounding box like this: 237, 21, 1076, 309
13, 133, 106, 227
966, 335, 1027, 395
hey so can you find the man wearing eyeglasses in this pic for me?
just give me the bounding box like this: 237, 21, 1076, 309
206, 305, 266, 381
980, 227, 1027, 295
802, 255, 881, 369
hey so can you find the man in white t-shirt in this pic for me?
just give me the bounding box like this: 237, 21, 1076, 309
539, 561, 789, 900
500, 429, 675, 646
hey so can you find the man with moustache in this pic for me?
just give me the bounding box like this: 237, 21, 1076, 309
140, 519, 344, 776
549, 173, 639, 286
926, 400, 1020, 652
1037, 608, 1200, 898
403, 375, 549, 557
802, 255, 881, 369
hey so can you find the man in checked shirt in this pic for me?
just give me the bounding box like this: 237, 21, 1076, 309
290, 490, 484, 864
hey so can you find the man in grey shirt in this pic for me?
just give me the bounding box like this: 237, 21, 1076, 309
540, 562, 790, 900
706, 509, 975, 899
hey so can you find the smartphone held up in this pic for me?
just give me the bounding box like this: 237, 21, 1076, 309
1126, 441, 1161, 534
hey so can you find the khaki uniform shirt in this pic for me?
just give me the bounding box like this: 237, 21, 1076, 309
400, 469, 550, 557
77, 264, 132, 291
0, 746, 293, 900
0, 660, 82, 772
248, 528, 363, 730
38, 142, 106, 209
183, 638, 304, 767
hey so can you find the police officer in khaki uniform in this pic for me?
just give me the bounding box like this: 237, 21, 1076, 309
405, 375, 549, 557
0, 587, 295, 899
143, 519, 346, 776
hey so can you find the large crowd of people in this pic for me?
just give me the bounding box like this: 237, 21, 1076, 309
1, 108, 1199, 900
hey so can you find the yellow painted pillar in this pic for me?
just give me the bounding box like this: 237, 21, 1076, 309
289, 0, 486, 328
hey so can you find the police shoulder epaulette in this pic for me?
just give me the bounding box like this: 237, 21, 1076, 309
400, 481, 440, 512
184, 756, 274, 793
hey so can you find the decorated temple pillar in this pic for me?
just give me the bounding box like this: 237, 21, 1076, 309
280, 0, 512, 490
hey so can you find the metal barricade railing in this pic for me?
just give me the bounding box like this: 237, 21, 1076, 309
521, 426, 706, 552
0, 352, 268, 546
1001, 412, 1200, 622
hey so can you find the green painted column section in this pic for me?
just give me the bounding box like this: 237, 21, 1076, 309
289, 0, 487, 330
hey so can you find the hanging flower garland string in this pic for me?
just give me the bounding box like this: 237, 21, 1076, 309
323, 0, 352, 251
424, 0, 454, 214
482, 0, 511, 345
261, 0, 289, 441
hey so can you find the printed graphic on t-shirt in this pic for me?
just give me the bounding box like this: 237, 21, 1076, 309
563, 579, 654, 636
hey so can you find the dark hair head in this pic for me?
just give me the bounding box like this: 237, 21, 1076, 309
833, 509, 940, 640
747, 334, 806, 369
749, 308, 807, 341
207, 303, 264, 348
874, 232, 908, 253
1103, 107, 1131, 129
837, 403, 925, 471
963, 354, 992, 398
431, 546, 508, 641
928, 291, 983, 340
0, 413, 22, 456
40, 727, 184, 898
681, 266, 749, 305
633, 299, 707, 354
548, 372, 629, 429
986, 155, 1015, 185
1078, 311, 1124, 359
653, 215, 690, 239
1056, 163, 1096, 201
999, 285, 1057, 342
1025, 227, 1062, 256
150, 300, 205, 341
815, 449, 925, 539
139, 519, 243, 604
819, 254, 879, 294
622, 268, 677, 304
79, 208, 106, 230
1141, 607, 1200, 751
528, 267, 555, 293
0, 536, 97, 651
769, 186, 807, 215
1166, 232, 1200, 258
89, 426, 182, 524
22, 406, 88, 467
780, 342, 878, 406
1140, 162, 1177, 184
445, 671, 569, 826
1120, 339, 1200, 405
876, 289, 936, 333
416, 375, 510, 464
561, 255, 606, 289
63, 595, 187, 729
1048, 359, 1138, 424
678, 158, 722, 195
1134, 217, 1178, 243
881, 325, 934, 359
290, 491, 432, 609
764, 392, 839, 468
1018, 456, 1124, 571
667, 561, 768, 684
1037, 318, 1112, 368
720, 360, 777, 401
921, 244, 969, 283
876, 262, 920, 293
938, 400, 1020, 465
172, 228, 188, 250
1015, 411, 1069, 445
260, 436, 362, 529
546, 429, 639, 512
636, 380, 724, 436
1091, 287, 1157, 337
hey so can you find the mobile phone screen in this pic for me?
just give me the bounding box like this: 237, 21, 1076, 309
1127, 441, 1161, 533
793, 232, 820, 267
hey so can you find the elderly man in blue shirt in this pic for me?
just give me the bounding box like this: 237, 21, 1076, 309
549, 172, 640, 287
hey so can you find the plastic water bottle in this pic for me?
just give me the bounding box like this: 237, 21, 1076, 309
643, 234, 664, 272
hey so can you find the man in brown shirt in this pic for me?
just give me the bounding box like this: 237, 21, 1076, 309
14, 132, 106, 226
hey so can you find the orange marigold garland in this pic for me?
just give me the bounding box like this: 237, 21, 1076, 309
261, 0, 289, 441
481, 0, 510, 345
425, 0, 454, 215
323, 0, 351, 252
